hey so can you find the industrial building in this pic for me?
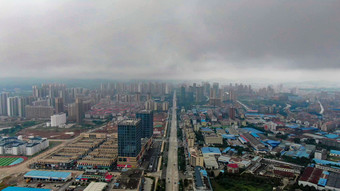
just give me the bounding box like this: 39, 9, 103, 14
203, 133, 223, 145
203, 156, 219, 169
0, 136, 49, 156
24, 170, 72, 182
201, 147, 221, 157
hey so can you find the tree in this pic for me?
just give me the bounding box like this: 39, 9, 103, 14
293, 138, 301, 144
305, 138, 316, 145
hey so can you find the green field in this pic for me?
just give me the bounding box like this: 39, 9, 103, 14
0, 157, 19, 166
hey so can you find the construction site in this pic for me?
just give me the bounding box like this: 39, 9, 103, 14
32, 133, 118, 171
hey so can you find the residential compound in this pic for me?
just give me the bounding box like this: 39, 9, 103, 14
0, 136, 49, 156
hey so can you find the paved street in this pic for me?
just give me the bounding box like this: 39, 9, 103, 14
166, 91, 179, 191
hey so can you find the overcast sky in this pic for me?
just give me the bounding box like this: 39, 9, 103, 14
1, 0, 339, 82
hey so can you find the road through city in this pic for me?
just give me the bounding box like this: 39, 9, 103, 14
166, 91, 179, 191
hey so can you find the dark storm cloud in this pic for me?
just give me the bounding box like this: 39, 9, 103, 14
0, 0, 339, 80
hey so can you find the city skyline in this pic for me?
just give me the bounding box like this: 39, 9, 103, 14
1, 1, 340, 82
2, 1, 340, 190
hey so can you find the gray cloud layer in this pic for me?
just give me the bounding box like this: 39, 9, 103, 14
1, 0, 340, 81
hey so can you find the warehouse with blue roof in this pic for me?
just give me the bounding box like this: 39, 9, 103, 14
330, 150, 340, 157
201, 147, 221, 156
24, 170, 72, 182
265, 140, 280, 147
240, 127, 264, 134
222, 134, 236, 140
313, 159, 340, 167
2, 187, 52, 191
325, 134, 338, 139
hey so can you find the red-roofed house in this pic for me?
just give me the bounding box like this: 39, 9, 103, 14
227, 163, 239, 174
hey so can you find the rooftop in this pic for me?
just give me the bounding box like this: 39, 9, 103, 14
330, 150, 340, 155
2, 187, 52, 191
84, 182, 108, 191
313, 158, 340, 167
201, 147, 221, 155
240, 127, 264, 134
227, 163, 238, 168
325, 134, 339, 139
118, 119, 140, 126
24, 170, 71, 180
137, 110, 152, 114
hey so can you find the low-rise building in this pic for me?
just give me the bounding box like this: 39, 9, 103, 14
204, 133, 223, 145
84, 182, 108, 191
203, 156, 218, 169
227, 163, 239, 173
24, 170, 72, 182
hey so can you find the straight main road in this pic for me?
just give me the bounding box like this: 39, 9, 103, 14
166, 91, 179, 191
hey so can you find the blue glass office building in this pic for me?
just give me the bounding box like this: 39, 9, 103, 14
136, 110, 153, 138
118, 119, 141, 157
